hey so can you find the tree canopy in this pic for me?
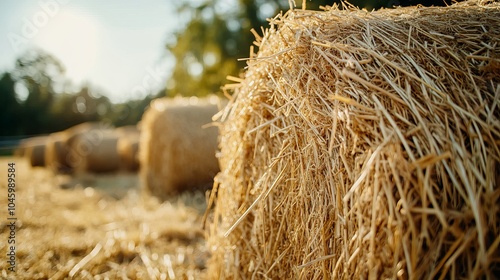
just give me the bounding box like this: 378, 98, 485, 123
0, 49, 155, 140
165, 0, 452, 97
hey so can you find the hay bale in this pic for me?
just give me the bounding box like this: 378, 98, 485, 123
116, 125, 140, 171
116, 127, 141, 171
45, 132, 72, 173
118, 138, 140, 171
207, 1, 500, 279
20, 136, 48, 167
27, 143, 46, 167
139, 96, 223, 199
13, 145, 25, 157
45, 122, 114, 173
115, 125, 139, 135
70, 130, 121, 173
65, 122, 112, 148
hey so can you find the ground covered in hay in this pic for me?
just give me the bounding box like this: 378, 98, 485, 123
0, 157, 208, 279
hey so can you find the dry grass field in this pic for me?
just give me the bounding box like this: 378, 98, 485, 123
0, 156, 208, 279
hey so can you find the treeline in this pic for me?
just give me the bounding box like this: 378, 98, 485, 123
166, 0, 452, 97
0, 49, 157, 139
1, 0, 452, 145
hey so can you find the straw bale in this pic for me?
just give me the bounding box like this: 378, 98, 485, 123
118, 134, 140, 171
45, 122, 113, 173
207, 1, 500, 279
116, 126, 141, 171
70, 130, 121, 173
13, 146, 25, 157
65, 122, 112, 148
27, 143, 46, 167
21, 136, 48, 167
115, 125, 140, 135
45, 132, 72, 173
139, 96, 223, 199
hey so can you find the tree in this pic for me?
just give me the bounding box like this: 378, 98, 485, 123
166, 0, 453, 98
166, 0, 315, 97
0, 72, 22, 136
12, 48, 66, 134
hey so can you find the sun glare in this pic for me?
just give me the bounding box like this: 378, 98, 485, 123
34, 9, 100, 84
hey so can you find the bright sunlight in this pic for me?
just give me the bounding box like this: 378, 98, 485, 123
34, 9, 100, 84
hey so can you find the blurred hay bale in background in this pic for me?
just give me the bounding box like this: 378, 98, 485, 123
45, 132, 71, 173
207, 1, 500, 279
65, 122, 112, 151
70, 130, 121, 174
116, 125, 141, 171
139, 96, 223, 200
0, 157, 207, 279
45, 122, 113, 174
20, 136, 48, 167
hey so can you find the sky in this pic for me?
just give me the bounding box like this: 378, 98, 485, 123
0, 0, 181, 103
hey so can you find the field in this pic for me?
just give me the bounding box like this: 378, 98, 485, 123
0, 156, 208, 279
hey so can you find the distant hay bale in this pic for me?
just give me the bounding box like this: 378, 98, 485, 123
21, 136, 48, 167
207, 1, 500, 279
45, 132, 71, 173
70, 130, 121, 173
65, 122, 111, 148
118, 138, 140, 171
27, 143, 46, 167
13, 145, 25, 157
115, 125, 139, 135
116, 126, 140, 171
45, 122, 114, 173
140, 96, 223, 199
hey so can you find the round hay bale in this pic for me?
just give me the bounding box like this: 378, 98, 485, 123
117, 134, 140, 171
139, 96, 223, 199
21, 136, 48, 167
115, 125, 141, 171
13, 146, 25, 157
45, 122, 114, 173
45, 132, 72, 173
115, 125, 139, 135
65, 122, 112, 148
207, 1, 500, 279
16, 136, 46, 158
70, 130, 121, 173
27, 144, 46, 167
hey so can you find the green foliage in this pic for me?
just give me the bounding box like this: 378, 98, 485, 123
0, 73, 22, 136
0, 49, 153, 142
106, 94, 157, 127
166, 0, 453, 98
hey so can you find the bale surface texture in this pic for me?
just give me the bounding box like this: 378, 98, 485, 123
116, 126, 141, 171
207, 1, 500, 279
140, 96, 222, 199
45, 132, 72, 173
70, 130, 121, 173
21, 136, 48, 167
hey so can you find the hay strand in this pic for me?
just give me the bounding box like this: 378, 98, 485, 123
207, 1, 500, 279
